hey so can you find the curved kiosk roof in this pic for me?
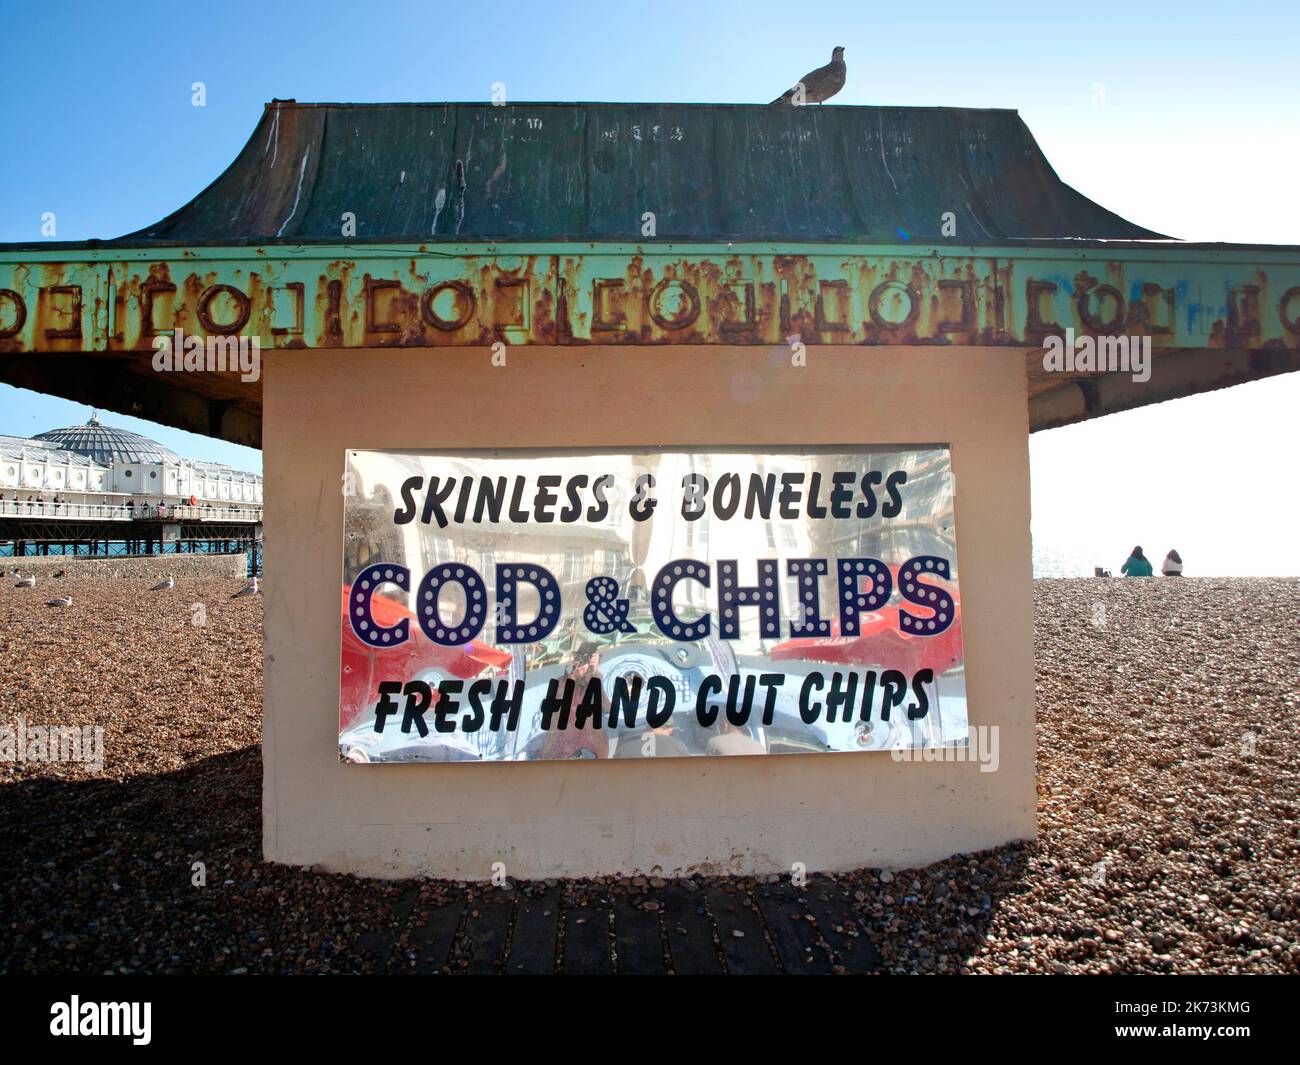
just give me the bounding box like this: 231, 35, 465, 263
0, 99, 1296, 446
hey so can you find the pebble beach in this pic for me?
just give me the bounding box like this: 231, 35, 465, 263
0, 576, 1296, 974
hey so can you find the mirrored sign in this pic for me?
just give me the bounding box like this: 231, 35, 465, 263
341, 447, 965, 762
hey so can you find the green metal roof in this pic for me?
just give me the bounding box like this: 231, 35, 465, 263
108, 101, 1162, 245
2, 100, 1297, 449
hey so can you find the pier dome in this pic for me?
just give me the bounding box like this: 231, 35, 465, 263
33, 412, 180, 466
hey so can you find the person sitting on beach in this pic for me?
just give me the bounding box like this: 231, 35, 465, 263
1162, 549, 1184, 577
1121, 546, 1153, 577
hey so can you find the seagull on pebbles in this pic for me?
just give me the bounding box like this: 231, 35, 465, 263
231, 576, 259, 598
14, 574, 35, 588
46, 596, 73, 608
150, 575, 175, 591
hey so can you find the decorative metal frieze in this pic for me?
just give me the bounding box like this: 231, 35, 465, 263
2, 243, 1298, 352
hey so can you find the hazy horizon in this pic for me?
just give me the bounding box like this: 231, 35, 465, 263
3, 371, 1296, 578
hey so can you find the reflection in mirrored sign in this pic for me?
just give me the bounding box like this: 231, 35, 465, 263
341, 447, 966, 762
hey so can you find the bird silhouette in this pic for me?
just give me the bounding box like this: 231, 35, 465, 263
772, 46, 846, 105
52, 569, 65, 579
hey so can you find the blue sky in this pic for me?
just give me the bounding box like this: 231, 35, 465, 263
1, 0, 1297, 573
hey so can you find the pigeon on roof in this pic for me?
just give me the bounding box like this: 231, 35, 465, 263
771, 46, 846, 105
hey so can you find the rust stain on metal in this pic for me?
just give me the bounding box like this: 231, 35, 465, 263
0, 249, 1296, 354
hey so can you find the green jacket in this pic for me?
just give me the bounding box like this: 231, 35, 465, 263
1122, 555, 1153, 577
